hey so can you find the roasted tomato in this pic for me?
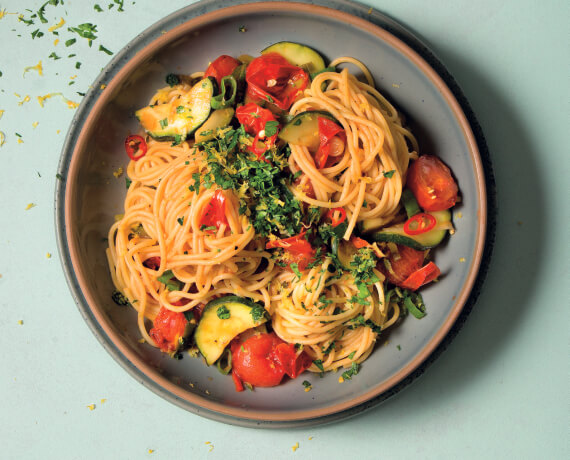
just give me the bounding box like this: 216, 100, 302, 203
265, 232, 316, 271
231, 332, 311, 390
204, 55, 241, 85
380, 244, 425, 286
149, 307, 189, 353
199, 190, 229, 232
245, 53, 309, 110
407, 155, 458, 211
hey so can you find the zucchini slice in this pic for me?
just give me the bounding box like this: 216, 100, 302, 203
331, 237, 360, 270
370, 210, 453, 250
135, 78, 214, 141
194, 296, 270, 365
278, 110, 339, 150
194, 108, 234, 143
261, 41, 326, 74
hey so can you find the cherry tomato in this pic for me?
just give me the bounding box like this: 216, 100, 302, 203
399, 261, 441, 291
235, 103, 279, 159
380, 244, 425, 286
351, 236, 370, 249
125, 134, 147, 161
149, 306, 188, 353
314, 117, 345, 168
232, 333, 286, 387
204, 55, 241, 86
407, 155, 458, 211
231, 333, 311, 390
245, 53, 309, 110
199, 190, 229, 232
265, 232, 316, 271
143, 256, 161, 271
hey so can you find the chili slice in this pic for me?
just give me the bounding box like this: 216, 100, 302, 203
326, 207, 347, 227
403, 213, 437, 235
125, 134, 147, 161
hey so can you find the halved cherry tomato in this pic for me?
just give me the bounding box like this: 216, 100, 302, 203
204, 55, 241, 86
403, 213, 437, 235
143, 256, 161, 271
265, 232, 316, 271
149, 306, 188, 353
351, 236, 370, 249
245, 53, 309, 110
326, 207, 347, 227
380, 244, 425, 286
199, 190, 229, 232
314, 117, 345, 169
231, 332, 311, 391
399, 261, 441, 291
125, 134, 147, 161
235, 102, 279, 159
407, 155, 458, 211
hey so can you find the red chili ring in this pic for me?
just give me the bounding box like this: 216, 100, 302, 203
326, 207, 347, 227
125, 134, 148, 161
403, 213, 437, 235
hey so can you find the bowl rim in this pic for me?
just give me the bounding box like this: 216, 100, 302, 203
55, 0, 494, 427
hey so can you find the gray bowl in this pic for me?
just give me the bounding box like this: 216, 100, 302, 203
55, 1, 493, 427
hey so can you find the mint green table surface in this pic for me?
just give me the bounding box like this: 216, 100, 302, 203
1, 1, 568, 458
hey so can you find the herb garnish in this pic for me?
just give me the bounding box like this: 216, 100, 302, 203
216, 305, 231, 320
157, 270, 182, 291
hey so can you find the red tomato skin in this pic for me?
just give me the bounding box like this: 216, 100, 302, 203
204, 55, 240, 85
235, 103, 279, 159
399, 261, 441, 291
314, 117, 344, 168
245, 53, 309, 110
407, 155, 458, 211
199, 190, 229, 231
143, 256, 161, 271
232, 333, 286, 387
149, 307, 188, 353
265, 232, 316, 271
381, 244, 425, 286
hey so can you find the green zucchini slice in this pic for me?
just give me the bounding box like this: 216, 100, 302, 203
261, 41, 326, 74
278, 110, 339, 150
194, 296, 269, 365
370, 210, 453, 250
194, 108, 235, 143
135, 78, 214, 141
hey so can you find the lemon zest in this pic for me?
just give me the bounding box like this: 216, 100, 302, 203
25, 203, 36, 210
292, 442, 299, 452
48, 17, 65, 32
0, 132, 5, 147
37, 92, 79, 109
18, 95, 31, 106
23, 61, 43, 77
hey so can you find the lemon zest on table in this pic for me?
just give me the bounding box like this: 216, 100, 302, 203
48, 17, 65, 33
23, 61, 43, 77
37, 92, 79, 109
292, 442, 299, 452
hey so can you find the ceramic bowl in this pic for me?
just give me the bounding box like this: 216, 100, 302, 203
56, 1, 493, 427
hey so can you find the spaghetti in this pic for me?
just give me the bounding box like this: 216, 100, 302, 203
107, 44, 457, 386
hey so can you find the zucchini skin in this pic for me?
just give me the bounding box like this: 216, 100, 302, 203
261, 41, 326, 74
369, 210, 452, 250
278, 110, 339, 149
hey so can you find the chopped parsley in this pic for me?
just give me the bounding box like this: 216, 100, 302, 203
99, 44, 113, 55
250, 304, 268, 322
177, 217, 184, 226
313, 359, 324, 372
65, 38, 76, 47
68, 23, 98, 42
48, 52, 60, 60
111, 289, 130, 306
383, 169, 395, 178
216, 305, 231, 320
157, 270, 182, 291
341, 362, 360, 380
348, 351, 356, 360
94, 4, 104, 12
264, 120, 279, 137
159, 118, 168, 129
165, 73, 180, 87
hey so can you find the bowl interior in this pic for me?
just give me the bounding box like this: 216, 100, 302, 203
60, 2, 485, 425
